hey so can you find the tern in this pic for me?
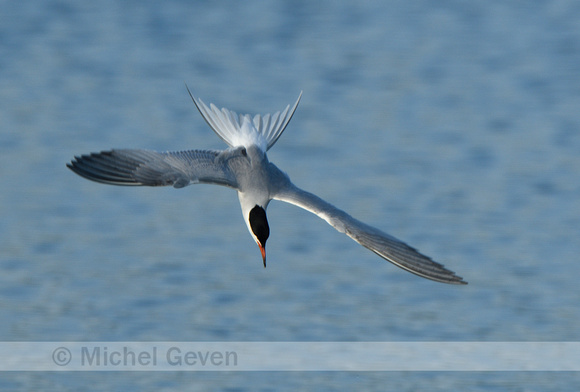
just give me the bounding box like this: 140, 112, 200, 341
67, 88, 466, 284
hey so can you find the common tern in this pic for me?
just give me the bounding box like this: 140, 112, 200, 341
67, 88, 466, 285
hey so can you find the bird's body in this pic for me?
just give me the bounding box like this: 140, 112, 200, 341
68, 88, 467, 285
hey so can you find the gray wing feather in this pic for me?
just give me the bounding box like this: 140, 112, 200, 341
274, 184, 467, 285
67, 149, 239, 189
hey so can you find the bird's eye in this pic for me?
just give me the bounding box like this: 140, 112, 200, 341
240, 147, 247, 156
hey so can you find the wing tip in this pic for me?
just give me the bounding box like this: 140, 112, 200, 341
445, 274, 468, 285
373, 248, 468, 285
422, 268, 468, 285
66, 150, 143, 186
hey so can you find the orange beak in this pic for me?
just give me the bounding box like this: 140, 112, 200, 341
259, 243, 266, 267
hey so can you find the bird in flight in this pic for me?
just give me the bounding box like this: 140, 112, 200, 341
67, 87, 466, 284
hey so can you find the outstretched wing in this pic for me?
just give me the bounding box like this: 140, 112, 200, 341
274, 184, 467, 285
67, 149, 240, 189
187, 86, 302, 151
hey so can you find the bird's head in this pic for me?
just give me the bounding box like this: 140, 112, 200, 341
248, 204, 270, 267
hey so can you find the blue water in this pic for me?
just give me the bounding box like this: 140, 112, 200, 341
1, 0, 580, 390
